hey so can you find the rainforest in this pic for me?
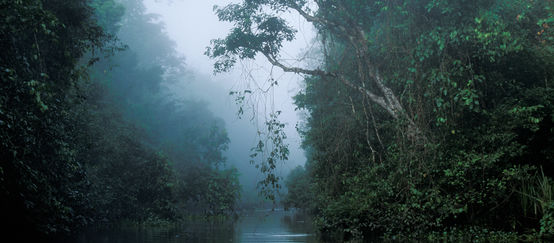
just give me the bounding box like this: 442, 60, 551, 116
1, 0, 553, 242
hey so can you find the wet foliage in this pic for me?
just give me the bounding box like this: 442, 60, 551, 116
211, 0, 554, 241
1, 0, 240, 240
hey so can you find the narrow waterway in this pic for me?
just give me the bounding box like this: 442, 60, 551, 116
67, 209, 318, 243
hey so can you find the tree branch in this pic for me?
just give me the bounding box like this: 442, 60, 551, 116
263, 2, 425, 142
261, 51, 392, 117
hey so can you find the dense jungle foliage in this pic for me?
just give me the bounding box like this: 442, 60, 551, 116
1, 0, 240, 240
209, 0, 554, 241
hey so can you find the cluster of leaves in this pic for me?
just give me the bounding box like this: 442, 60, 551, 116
282, 165, 313, 210
249, 111, 290, 201
176, 165, 240, 216
72, 91, 177, 223
0, 0, 111, 238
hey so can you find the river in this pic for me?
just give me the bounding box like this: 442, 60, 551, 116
65, 209, 318, 243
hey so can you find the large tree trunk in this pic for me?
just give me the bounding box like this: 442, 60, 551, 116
283, 3, 426, 143
262, 50, 425, 143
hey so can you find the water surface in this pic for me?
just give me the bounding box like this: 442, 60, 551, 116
69, 209, 317, 243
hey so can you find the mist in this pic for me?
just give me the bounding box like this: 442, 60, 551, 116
3, 0, 553, 242
142, 0, 315, 204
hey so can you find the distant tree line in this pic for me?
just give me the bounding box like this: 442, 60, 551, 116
1, 0, 240, 240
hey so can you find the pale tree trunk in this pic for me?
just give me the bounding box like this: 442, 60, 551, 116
264, 2, 427, 143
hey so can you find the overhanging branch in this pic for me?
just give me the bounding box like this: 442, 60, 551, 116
261, 51, 393, 117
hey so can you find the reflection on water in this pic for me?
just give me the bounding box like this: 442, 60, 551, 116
236, 209, 316, 242
66, 209, 318, 243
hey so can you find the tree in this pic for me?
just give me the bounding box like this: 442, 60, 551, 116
283, 165, 312, 210
0, 0, 115, 238
209, 0, 554, 239
206, 0, 425, 142
83, 0, 240, 220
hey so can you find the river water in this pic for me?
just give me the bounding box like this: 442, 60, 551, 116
67, 209, 318, 243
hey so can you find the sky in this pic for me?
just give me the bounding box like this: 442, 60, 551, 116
142, 0, 317, 197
